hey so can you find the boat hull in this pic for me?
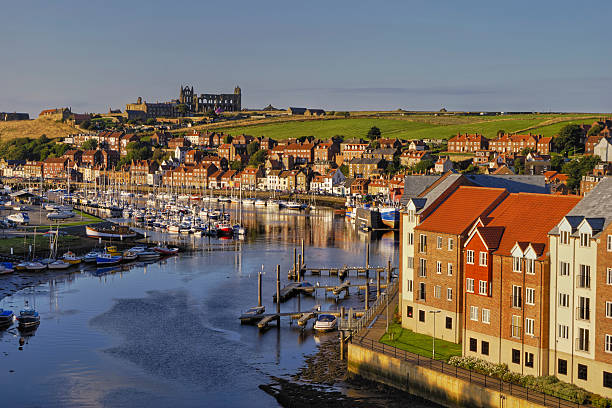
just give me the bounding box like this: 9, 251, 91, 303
86, 226, 137, 239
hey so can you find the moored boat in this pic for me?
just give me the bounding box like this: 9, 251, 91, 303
25, 262, 46, 271
62, 251, 82, 265
313, 314, 337, 332
0, 263, 14, 275
82, 251, 101, 263
17, 302, 40, 328
152, 246, 179, 255
47, 260, 71, 270
379, 206, 400, 229
96, 253, 122, 266
85, 224, 137, 239
138, 251, 161, 261
0, 308, 14, 325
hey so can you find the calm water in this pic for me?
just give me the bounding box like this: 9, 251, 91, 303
0, 207, 401, 408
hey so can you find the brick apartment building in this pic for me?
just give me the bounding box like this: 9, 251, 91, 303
447, 133, 488, 153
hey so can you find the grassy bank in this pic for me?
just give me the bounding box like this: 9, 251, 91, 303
0, 234, 83, 257
0, 119, 82, 142
380, 323, 462, 361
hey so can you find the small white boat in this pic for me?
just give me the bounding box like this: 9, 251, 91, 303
0, 263, 14, 275
25, 262, 46, 271
48, 260, 70, 270
82, 251, 101, 263
254, 199, 267, 207
62, 251, 82, 265
138, 251, 161, 261
313, 314, 337, 332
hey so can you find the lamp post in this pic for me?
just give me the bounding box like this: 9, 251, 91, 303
428, 310, 441, 360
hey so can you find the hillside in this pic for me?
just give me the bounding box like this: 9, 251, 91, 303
0, 119, 82, 143
200, 113, 602, 141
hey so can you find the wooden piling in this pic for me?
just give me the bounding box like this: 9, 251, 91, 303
301, 239, 304, 266
365, 280, 369, 310
387, 259, 391, 284
258, 271, 262, 307
297, 254, 302, 282
276, 265, 281, 316
366, 243, 370, 267
340, 331, 344, 360
376, 268, 381, 298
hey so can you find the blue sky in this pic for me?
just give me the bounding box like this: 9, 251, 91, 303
1, 0, 611, 114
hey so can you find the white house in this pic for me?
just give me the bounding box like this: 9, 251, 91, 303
593, 137, 612, 162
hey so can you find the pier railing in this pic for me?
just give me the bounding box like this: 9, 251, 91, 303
338, 279, 398, 332
351, 335, 586, 408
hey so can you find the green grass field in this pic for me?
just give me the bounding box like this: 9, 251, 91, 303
214, 114, 600, 141
380, 323, 463, 361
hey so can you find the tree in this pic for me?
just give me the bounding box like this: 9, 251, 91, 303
248, 150, 267, 166
562, 155, 600, 192
223, 134, 233, 144
412, 159, 434, 174
332, 135, 344, 143
80, 137, 97, 150
550, 155, 565, 171
555, 124, 584, 155
497, 129, 506, 138
520, 147, 535, 156
587, 123, 603, 137
370, 140, 380, 149
339, 164, 349, 177
367, 126, 381, 140
246, 141, 260, 156
514, 158, 525, 175
230, 160, 244, 171
145, 118, 156, 126
80, 120, 91, 130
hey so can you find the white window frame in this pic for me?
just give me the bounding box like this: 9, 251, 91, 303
407, 279, 413, 293
512, 285, 522, 308
436, 261, 442, 274
447, 263, 453, 276
448, 238, 454, 251
606, 334, 612, 353
560, 230, 570, 245
419, 234, 427, 253
526, 288, 535, 305
434, 285, 441, 299
479, 251, 488, 267
513, 256, 522, 273
470, 306, 479, 321
606, 301, 612, 318
580, 232, 591, 248
479, 280, 488, 296
607, 268, 612, 285
482, 308, 490, 324
558, 324, 569, 339
559, 293, 569, 308
466, 278, 474, 293
559, 261, 569, 276
407, 232, 414, 245
466, 250, 474, 265
447, 288, 453, 301
437, 236, 442, 249
525, 318, 534, 336
526, 259, 535, 275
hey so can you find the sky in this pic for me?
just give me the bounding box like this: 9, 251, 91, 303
1, 0, 611, 115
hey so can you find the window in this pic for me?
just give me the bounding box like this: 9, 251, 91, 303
606, 335, 612, 353
447, 288, 453, 301
407, 209, 415, 223
469, 338, 477, 352
512, 349, 520, 364
525, 352, 534, 368
419, 234, 427, 253
578, 364, 588, 380
466, 278, 474, 293
479, 280, 488, 296
525, 259, 535, 275
448, 238, 454, 251
437, 236, 442, 249
407, 257, 414, 269
607, 302, 612, 318
608, 235, 612, 251
419, 258, 427, 277
511, 315, 521, 338
559, 293, 569, 308
447, 263, 453, 276
479, 252, 488, 266
559, 261, 569, 276
482, 309, 490, 324
578, 265, 591, 288
526, 288, 535, 305
604, 372, 612, 389
418, 310, 425, 322
580, 232, 591, 248
525, 318, 534, 336
558, 359, 567, 375
406, 306, 413, 318
418, 283, 426, 300
445, 316, 452, 329
558, 324, 569, 339
560, 230, 570, 245
481, 341, 489, 356
577, 328, 590, 352
512, 285, 522, 308
513, 256, 522, 272
466, 250, 474, 264
407, 279, 413, 292
578, 296, 590, 321
436, 261, 442, 274
608, 268, 612, 285
470, 306, 479, 321
434, 285, 441, 299
408, 232, 414, 245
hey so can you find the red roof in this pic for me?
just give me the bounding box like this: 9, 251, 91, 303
417, 186, 508, 235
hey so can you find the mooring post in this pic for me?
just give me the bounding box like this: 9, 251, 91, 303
340, 306, 345, 321
366, 243, 370, 268
340, 331, 345, 360
387, 259, 391, 284
301, 238, 305, 266
297, 254, 302, 282
258, 271, 262, 307
349, 307, 353, 328
365, 280, 369, 311
276, 265, 281, 317
293, 247, 297, 276
376, 268, 381, 298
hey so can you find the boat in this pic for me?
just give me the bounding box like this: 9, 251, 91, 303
0, 308, 14, 325
285, 201, 303, 210
17, 302, 40, 328
0, 262, 14, 275
82, 251, 101, 263
47, 211, 75, 220
122, 251, 138, 261
15, 262, 28, 271
254, 199, 267, 207
105, 246, 121, 256
96, 253, 123, 266
47, 260, 71, 270
7, 212, 30, 225
85, 225, 137, 239
216, 222, 233, 236
138, 251, 161, 261
167, 225, 180, 234
297, 281, 315, 294
233, 224, 246, 236
313, 314, 337, 332
62, 251, 81, 265
25, 262, 46, 271
379, 206, 400, 229
152, 246, 179, 255
239, 306, 265, 324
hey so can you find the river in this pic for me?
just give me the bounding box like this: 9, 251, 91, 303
0, 207, 421, 407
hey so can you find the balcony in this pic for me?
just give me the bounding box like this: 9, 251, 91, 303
576, 307, 590, 321
576, 274, 591, 289
575, 338, 589, 352
511, 325, 522, 339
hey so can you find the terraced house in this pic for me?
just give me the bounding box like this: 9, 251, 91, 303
462, 193, 580, 376
548, 177, 612, 398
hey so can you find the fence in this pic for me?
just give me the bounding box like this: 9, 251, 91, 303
338, 279, 398, 332
352, 335, 585, 408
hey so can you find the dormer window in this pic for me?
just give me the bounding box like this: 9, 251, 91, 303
560, 230, 570, 245
580, 233, 591, 248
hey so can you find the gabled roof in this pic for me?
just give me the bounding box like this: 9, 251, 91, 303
464, 174, 548, 194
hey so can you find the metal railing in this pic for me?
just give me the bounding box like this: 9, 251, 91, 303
351, 335, 585, 408
338, 279, 398, 332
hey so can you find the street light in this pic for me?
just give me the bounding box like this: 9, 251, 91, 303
428, 310, 441, 360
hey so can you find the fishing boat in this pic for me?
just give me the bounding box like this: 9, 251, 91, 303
0, 308, 14, 325
85, 224, 137, 239
379, 206, 400, 229
216, 222, 233, 236
152, 246, 179, 255
96, 253, 122, 266
138, 251, 161, 261
313, 314, 337, 332
25, 262, 46, 271
62, 251, 81, 265
105, 246, 121, 256
82, 251, 101, 263
17, 302, 40, 328
47, 260, 71, 270
0, 263, 14, 275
